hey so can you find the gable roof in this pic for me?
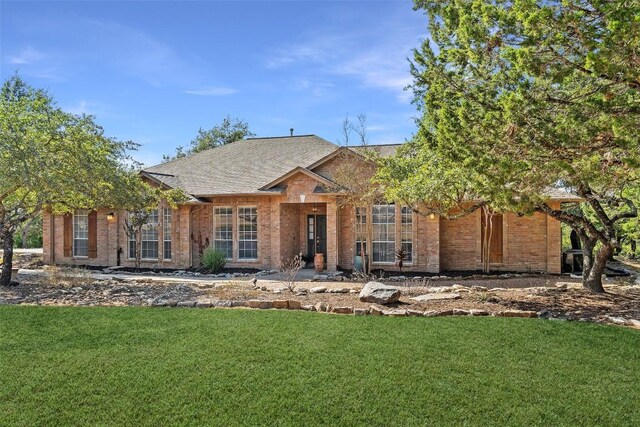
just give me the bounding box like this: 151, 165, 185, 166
259, 166, 336, 191
143, 135, 339, 196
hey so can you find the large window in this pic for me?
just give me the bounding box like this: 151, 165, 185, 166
73, 209, 89, 257
163, 208, 172, 260
238, 206, 258, 260
141, 209, 159, 259
128, 210, 159, 260
355, 207, 367, 256
214, 207, 233, 259
372, 205, 395, 263
401, 206, 413, 263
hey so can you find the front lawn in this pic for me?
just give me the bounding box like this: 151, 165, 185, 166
1, 307, 639, 425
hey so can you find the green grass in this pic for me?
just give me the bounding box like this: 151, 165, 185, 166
1, 307, 639, 426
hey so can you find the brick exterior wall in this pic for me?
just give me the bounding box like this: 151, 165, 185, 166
42, 172, 563, 274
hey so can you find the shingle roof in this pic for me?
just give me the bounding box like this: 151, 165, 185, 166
143, 135, 339, 196
349, 143, 403, 157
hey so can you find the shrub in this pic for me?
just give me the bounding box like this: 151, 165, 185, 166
202, 248, 227, 273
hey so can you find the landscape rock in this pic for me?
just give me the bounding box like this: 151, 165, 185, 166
436, 309, 454, 316
410, 293, 461, 302
287, 300, 302, 310
605, 315, 628, 325
353, 308, 368, 316
359, 281, 401, 305
331, 306, 353, 315
406, 309, 424, 317
382, 309, 406, 317
214, 300, 232, 308
497, 310, 538, 318
301, 304, 316, 311
369, 305, 385, 316
469, 309, 490, 316
247, 300, 273, 309
310, 286, 327, 293
423, 310, 439, 317
453, 309, 470, 316
626, 319, 640, 329
176, 301, 196, 307
272, 300, 289, 309
315, 302, 328, 312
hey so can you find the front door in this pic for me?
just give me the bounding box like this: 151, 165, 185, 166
307, 215, 327, 263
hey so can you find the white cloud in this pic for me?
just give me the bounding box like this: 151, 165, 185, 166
9, 46, 46, 64
264, 28, 419, 103
183, 87, 237, 96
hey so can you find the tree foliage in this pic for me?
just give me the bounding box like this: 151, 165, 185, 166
0, 74, 185, 285
377, 0, 640, 292
163, 115, 254, 162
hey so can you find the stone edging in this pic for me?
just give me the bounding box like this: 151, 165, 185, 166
146, 298, 640, 329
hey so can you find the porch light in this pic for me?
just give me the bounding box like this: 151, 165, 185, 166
312, 203, 318, 213
429, 213, 435, 220
106, 212, 115, 221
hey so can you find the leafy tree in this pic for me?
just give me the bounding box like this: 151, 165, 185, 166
163, 115, 254, 162
14, 214, 42, 248
377, 1, 640, 292
0, 74, 185, 285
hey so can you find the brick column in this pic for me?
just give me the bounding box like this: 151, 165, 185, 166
270, 202, 281, 268
42, 212, 52, 264
546, 202, 562, 274
178, 205, 192, 267
426, 215, 440, 273
326, 201, 338, 272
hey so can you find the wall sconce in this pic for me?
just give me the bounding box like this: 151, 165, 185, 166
106, 212, 115, 221
312, 203, 318, 213
299, 194, 306, 203
429, 213, 435, 220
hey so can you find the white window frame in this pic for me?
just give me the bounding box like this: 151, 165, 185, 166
237, 206, 258, 261
372, 204, 396, 264
355, 207, 367, 256
401, 206, 413, 264
214, 207, 233, 260
73, 209, 89, 258
163, 207, 172, 260
141, 209, 159, 260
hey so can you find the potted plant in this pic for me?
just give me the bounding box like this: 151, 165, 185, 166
314, 252, 324, 273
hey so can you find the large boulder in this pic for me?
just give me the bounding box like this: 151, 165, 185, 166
359, 281, 401, 305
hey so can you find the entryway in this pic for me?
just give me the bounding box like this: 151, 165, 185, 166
307, 214, 327, 266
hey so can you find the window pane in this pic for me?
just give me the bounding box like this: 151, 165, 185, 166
238, 207, 257, 259
214, 207, 233, 259
372, 205, 395, 263
401, 206, 413, 262
355, 207, 367, 255
163, 208, 172, 260
73, 209, 89, 257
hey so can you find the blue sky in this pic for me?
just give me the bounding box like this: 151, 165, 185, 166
1, 0, 427, 166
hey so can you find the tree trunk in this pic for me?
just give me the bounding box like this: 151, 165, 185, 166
583, 243, 611, 293
0, 231, 15, 286
579, 234, 595, 280
135, 231, 142, 269
630, 240, 637, 259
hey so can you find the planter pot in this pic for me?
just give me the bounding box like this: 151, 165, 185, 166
314, 253, 324, 273
354, 255, 369, 273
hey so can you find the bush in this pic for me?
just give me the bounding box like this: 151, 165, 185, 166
202, 248, 227, 273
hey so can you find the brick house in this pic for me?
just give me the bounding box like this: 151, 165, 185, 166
43, 135, 572, 274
